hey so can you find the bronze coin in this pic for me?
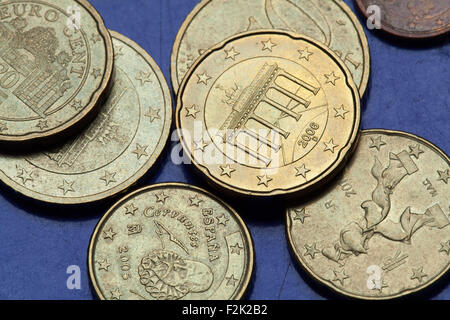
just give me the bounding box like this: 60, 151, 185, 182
355, 0, 450, 39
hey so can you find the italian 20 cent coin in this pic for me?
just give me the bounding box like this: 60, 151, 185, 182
171, 0, 370, 97
356, 0, 450, 39
286, 129, 449, 299
176, 30, 360, 197
0, 0, 113, 145
0, 31, 172, 204
88, 183, 254, 300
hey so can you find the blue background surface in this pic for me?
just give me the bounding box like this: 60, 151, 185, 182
0, 0, 448, 300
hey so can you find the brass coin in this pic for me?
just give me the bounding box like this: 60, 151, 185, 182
0, 31, 172, 204
171, 0, 370, 97
286, 129, 449, 299
176, 30, 361, 197
355, 0, 450, 39
0, 0, 113, 145
88, 183, 254, 300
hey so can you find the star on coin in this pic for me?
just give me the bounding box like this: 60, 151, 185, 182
124, 203, 138, 216
194, 139, 209, 151
136, 71, 152, 86
145, 107, 161, 122
185, 105, 200, 119
189, 194, 203, 207
298, 47, 313, 61
58, 179, 75, 195
70, 99, 82, 111
261, 38, 276, 51
292, 208, 309, 224
324, 71, 340, 86
97, 259, 110, 271
114, 45, 124, 59
439, 240, 450, 255
0, 121, 7, 132
224, 47, 240, 60
409, 144, 424, 159
91, 67, 102, 79
216, 214, 229, 226
437, 169, 450, 184
103, 227, 117, 240
295, 164, 310, 179
257, 174, 273, 187
410, 267, 427, 283
230, 243, 243, 255
332, 269, 349, 286
369, 136, 386, 151
323, 138, 338, 153
17, 169, 33, 185
132, 143, 148, 159
197, 71, 211, 85
155, 191, 169, 204
100, 171, 116, 186
90, 33, 102, 43
36, 120, 48, 131
220, 165, 235, 178
304, 243, 320, 259
110, 288, 122, 300
334, 105, 349, 119
226, 275, 238, 287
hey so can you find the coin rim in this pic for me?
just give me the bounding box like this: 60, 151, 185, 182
87, 182, 255, 300
355, 0, 450, 39
0, 0, 114, 144
170, 0, 371, 97
175, 29, 361, 197
0, 30, 173, 204
285, 128, 450, 300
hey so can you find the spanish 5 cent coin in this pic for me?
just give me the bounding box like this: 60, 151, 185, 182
286, 129, 450, 299
0, 0, 113, 145
171, 0, 370, 97
176, 30, 361, 197
356, 0, 450, 39
0, 31, 172, 204
88, 183, 254, 300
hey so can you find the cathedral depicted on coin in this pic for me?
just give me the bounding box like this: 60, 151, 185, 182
171, 0, 370, 97
0, 31, 172, 204
286, 130, 450, 299
0, 0, 113, 145
356, 0, 450, 39
176, 30, 360, 197
88, 183, 254, 300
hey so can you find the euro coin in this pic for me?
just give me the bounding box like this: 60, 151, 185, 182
286, 129, 449, 299
88, 183, 254, 300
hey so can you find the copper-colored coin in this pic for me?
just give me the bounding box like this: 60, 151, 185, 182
355, 0, 450, 39
176, 30, 360, 197
0, 0, 113, 146
286, 129, 449, 299
88, 183, 254, 300
0, 31, 172, 204
171, 0, 370, 97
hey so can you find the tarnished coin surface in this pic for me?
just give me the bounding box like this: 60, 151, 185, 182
0, 31, 172, 204
171, 0, 370, 97
356, 0, 450, 39
0, 0, 113, 145
88, 183, 254, 300
286, 130, 449, 299
176, 30, 360, 197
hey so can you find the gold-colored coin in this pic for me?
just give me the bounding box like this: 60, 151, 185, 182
0, 31, 172, 204
171, 0, 370, 97
286, 129, 450, 299
0, 0, 113, 146
176, 30, 360, 197
88, 183, 254, 300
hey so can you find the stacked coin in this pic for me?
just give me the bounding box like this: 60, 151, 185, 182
0, 0, 447, 301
